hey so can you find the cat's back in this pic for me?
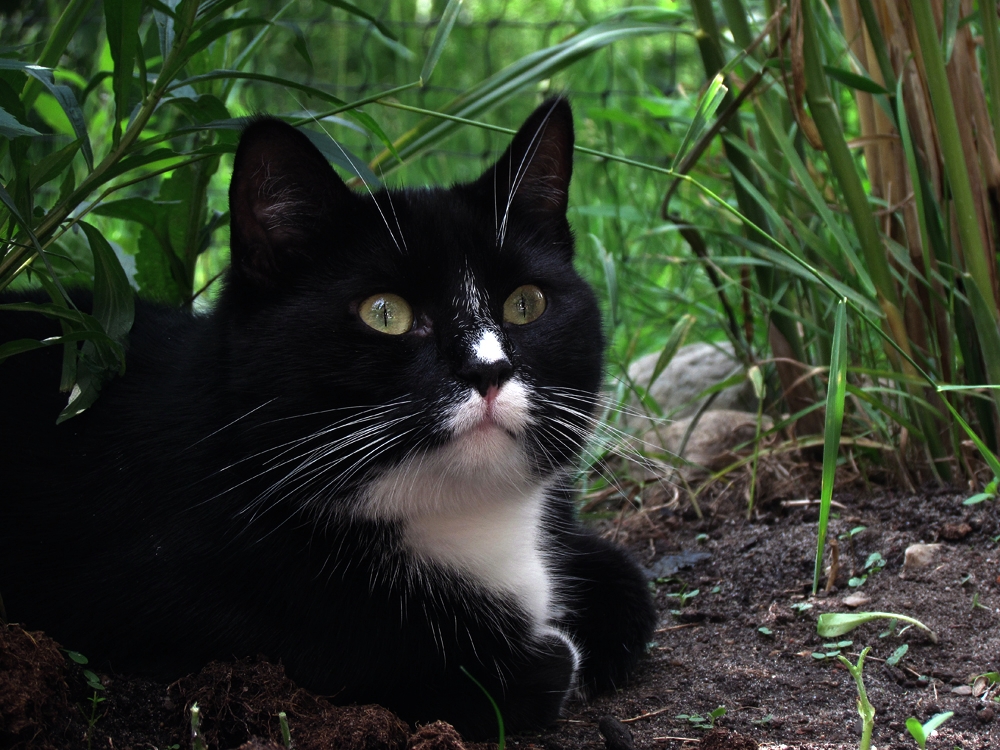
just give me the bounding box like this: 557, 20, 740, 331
0, 290, 210, 478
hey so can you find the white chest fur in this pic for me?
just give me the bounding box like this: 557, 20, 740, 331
403, 485, 554, 625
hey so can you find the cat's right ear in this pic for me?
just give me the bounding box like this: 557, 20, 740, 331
228, 118, 354, 288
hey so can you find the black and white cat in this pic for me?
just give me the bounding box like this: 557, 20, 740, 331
0, 99, 654, 738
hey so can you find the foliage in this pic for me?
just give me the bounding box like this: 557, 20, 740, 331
3, 0, 1000, 492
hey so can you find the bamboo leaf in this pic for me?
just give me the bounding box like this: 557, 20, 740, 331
420, 0, 463, 86
822, 65, 889, 95
0, 106, 42, 137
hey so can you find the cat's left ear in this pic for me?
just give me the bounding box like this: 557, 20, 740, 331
474, 97, 574, 218
228, 117, 355, 289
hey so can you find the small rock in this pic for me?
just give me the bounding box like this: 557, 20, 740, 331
597, 715, 634, 750
903, 543, 941, 570
951, 685, 973, 696
842, 593, 870, 608
939, 522, 972, 540
626, 342, 758, 421
763, 601, 791, 625
978, 707, 995, 724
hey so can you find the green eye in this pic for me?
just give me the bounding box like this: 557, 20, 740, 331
360, 293, 413, 335
503, 285, 546, 325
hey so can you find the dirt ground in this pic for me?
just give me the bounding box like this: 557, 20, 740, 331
2, 482, 998, 750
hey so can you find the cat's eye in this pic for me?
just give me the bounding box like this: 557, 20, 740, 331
360, 293, 414, 335
503, 285, 546, 325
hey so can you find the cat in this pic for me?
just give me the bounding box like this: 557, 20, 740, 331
0, 98, 655, 738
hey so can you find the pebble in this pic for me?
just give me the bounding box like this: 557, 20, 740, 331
903, 543, 941, 570
978, 707, 995, 724
842, 592, 870, 608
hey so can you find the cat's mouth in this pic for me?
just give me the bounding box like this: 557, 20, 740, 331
447, 378, 533, 441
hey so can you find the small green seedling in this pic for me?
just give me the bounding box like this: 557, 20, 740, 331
878, 618, 899, 638
817, 612, 938, 644
675, 705, 726, 730
885, 644, 909, 666
964, 477, 997, 505
664, 583, 700, 611
905, 711, 954, 749
791, 602, 813, 615
191, 702, 207, 750
65, 650, 106, 750
278, 710, 293, 748
811, 639, 853, 660
758, 626, 774, 638
848, 552, 886, 588
461, 666, 505, 750
839, 647, 875, 750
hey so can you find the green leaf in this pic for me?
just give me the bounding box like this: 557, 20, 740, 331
963, 492, 992, 505
29, 139, 81, 190
79, 222, 135, 345
300, 129, 381, 186
823, 65, 889, 94
816, 611, 938, 643
905, 717, 927, 748
104, 0, 143, 147
943, 0, 960, 63
64, 650, 89, 664
154, 0, 182, 59
316, 0, 400, 41
885, 644, 908, 666
672, 73, 727, 170
0, 105, 42, 137
814, 299, 848, 594
649, 313, 696, 387
0, 60, 95, 170
374, 13, 680, 169
421, 0, 463, 86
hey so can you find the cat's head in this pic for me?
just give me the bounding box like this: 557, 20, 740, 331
221, 99, 603, 520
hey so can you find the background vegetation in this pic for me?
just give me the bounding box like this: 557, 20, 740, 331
3, 0, 1000, 499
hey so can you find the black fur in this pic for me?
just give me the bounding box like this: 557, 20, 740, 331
0, 99, 654, 738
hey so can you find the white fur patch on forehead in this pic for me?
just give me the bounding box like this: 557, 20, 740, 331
473, 329, 505, 364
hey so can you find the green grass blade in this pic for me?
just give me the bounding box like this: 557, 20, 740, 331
814, 298, 848, 595
670, 73, 727, 170
649, 314, 696, 387
371, 13, 680, 169
315, 0, 400, 41
420, 0, 462, 86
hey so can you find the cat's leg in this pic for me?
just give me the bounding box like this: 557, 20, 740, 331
381, 627, 577, 739
551, 529, 656, 694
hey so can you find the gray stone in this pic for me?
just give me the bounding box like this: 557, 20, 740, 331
637, 409, 772, 469
626, 341, 758, 422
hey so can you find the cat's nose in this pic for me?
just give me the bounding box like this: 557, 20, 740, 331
457, 357, 514, 397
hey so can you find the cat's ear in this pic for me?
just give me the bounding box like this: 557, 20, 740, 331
475, 97, 574, 218
228, 117, 354, 287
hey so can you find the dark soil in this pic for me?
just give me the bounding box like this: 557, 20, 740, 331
2, 486, 998, 750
